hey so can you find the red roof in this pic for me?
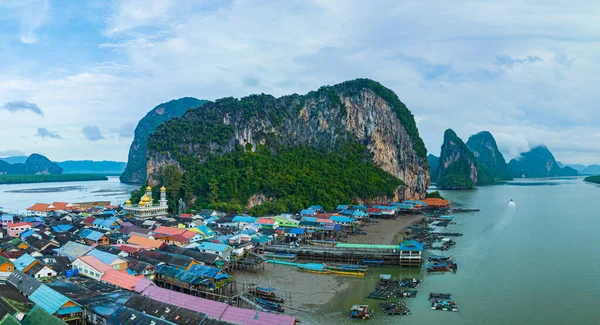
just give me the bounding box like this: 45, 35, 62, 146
154, 226, 186, 236
316, 218, 334, 223
366, 208, 382, 213
7, 222, 32, 228
26, 203, 52, 212
78, 256, 112, 273
166, 234, 190, 243
114, 244, 151, 253
0, 251, 26, 259
83, 217, 96, 224
179, 214, 194, 219
256, 218, 274, 225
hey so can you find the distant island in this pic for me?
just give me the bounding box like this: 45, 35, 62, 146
0, 156, 126, 174
584, 175, 600, 184
0, 174, 108, 184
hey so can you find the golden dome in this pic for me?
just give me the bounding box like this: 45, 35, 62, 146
146, 186, 152, 191
142, 194, 151, 203
125, 199, 131, 204
160, 186, 166, 192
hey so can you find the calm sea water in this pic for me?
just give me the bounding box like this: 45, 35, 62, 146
305, 177, 600, 324
0, 177, 138, 214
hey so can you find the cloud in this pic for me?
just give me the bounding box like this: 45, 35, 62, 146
1, 101, 44, 116
0, 150, 26, 157
114, 122, 136, 139
82, 125, 105, 141
35, 127, 62, 139
494, 55, 543, 67
1, 0, 50, 44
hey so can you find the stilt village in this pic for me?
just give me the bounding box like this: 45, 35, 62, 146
0, 185, 474, 324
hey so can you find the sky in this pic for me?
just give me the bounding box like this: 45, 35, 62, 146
1, 0, 599, 164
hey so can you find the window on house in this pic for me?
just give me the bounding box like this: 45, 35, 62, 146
114, 265, 119, 269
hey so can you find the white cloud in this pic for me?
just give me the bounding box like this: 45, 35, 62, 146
1, 0, 50, 44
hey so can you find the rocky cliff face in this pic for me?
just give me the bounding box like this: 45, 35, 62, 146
0, 154, 62, 175
434, 129, 481, 189
120, 97, 207, 184
146, 79, 429, 204
428, 154, 439, 182
508, 145, 578, 178
466, 131, 512, 181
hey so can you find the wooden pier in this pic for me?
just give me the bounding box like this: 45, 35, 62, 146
262, 243, 422, 267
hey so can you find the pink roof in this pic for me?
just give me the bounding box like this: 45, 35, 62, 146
179, 214, 193, 218
134, 278, 153, 293
256, 218, 274, 225
154, 226, 186, 236
78, 256, 111, 273
316, 219, 334, 223
220, 306, 297, 325
101, 269, 139, 290
115, 244, 152, 253
143, 286, 227, 318
167, 234, 190, 243
7, 222, 32, 228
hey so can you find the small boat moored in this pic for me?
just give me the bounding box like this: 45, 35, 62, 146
350, 305, 373, 319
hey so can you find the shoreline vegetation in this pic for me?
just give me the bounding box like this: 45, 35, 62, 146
0, 174, 109, 184
584, 175, 600, 184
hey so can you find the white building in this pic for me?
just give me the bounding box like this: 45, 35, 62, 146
123, 186, 169, 219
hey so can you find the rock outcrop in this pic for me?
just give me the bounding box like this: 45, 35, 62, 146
120, 97, 207, 184
508, 145, 578, 178
434, 129, 493, 189
466, 131, 512, 181
144, 79, 430, 212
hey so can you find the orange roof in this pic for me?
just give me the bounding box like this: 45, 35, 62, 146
52, 202, 69, 210
127, 235, 166, 249
422, 198, 451, 207
26, 203, 52, 212
78, 256, 112, 273
101, 269, 140, 290
154, 226, 197, 240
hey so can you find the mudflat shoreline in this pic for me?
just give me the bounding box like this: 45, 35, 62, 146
346, 214, 424, 245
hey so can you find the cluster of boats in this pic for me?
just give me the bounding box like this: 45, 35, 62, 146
426, 255, 458, 272
246, 285, 285, 313
429, 293, 458, 312
296, 263, 367, 276
380, 302, 411, 316
367, 275, 421, 300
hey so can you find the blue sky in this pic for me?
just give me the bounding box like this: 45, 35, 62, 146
1, 0, 599, 164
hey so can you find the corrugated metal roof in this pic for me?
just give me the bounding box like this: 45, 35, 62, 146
399, 240, 424, 251
77, 256, 111, 273
100, 270, 139, 290
335, 243, 398, 250
14, 253, 37, 271
87, 249, 120, 265
51, 225, 73, 233
79, 229, 105, 241
54, 241, 93, 260
329, 216, 355, 223
28, 284, 71, 314
56, 306, 83, 315
21, 305, 68, 325
197, 242, 231, 252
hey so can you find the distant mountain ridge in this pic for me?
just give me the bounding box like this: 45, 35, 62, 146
120, 97, 208, 184
1, 156, 126, 174
508, 146, 578, 178
0, 154, 63, 175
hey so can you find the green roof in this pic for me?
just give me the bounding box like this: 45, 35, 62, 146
21, 306, 68, 325
335, 243, 398, 250
0, 314, 21, 325
0, 255, 11, 265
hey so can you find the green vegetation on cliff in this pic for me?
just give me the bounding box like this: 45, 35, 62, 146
120, 97, 207, 184
0, 154, 63, 175
508, 146, 578, 178
137, 143, 403, 215
466, 131, 512, 181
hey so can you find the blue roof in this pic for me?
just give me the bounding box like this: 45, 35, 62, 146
196, 225, 215, 236
51, 225, 73, 233
87, 249, 119, 265
302, 217, 317, 222
339, 209, 354, 215
289, 228, 305, 235
197, 242, 231, 252
19, 229, 35, 240
23, 217, 43, 223
79, 229, 105, 241
102, 210, 116, 215
403, 200, 428, 206
300, 209, 316, 215
92, 216, 119, 228
14, 253, 37, 271
188, 264, 230, 280
251, 235, 272, 243
353, 205, 367, 211
336, 205, 349, 210
352, 210, 367, 217
1, 215, 13, 221
329, 216, 355, 223
232, 216, 257, 223
399, 240, 424, 251
309, 205, 323, 211
374, 205, 396, 211
397, 203, 415, 209
28, 284, 71, 314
